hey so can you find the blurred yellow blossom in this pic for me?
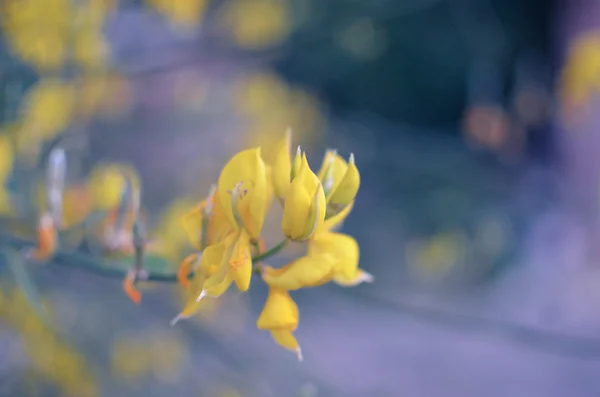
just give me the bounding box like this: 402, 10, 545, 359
0, 288, 97, 396
233, 72, 324, 154
560, 31, 600, 107
220, 0, 291, 49
87, 162, 140, 211
111, 334, 187, 383
147, 0, 209, 30
0, 133, 15, 181
406, 231, 469, 281
18, 79, 75, 150
73, 27, 110, 71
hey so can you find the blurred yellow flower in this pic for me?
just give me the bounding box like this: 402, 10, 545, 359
87, 162, 140, 210
73, 28, 109, 71
220, 0, 290, 49
406, 231, 469, 281
233, 72, 324, 153
147, 0, 208, 30
0, 134, 15, 181
560, 31, 600, 107
0, 289, 97, 397
19, 79, 75, 144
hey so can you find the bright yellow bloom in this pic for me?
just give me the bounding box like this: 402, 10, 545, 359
176, 148, 269, 313
281, 151, 325, 241
257, 287, 302, 360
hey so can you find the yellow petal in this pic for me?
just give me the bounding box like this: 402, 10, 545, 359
328, 154, 360, 207
257, 288, 298, 330
310, 232, 359, 281
262, 254, 335, 290
271, 128, 292, 200
199, 238, 231, 290
271, 329, 302, 361
229, 230, 252, 292
317, 150, 348, 198
281, 153, 326, 241
171, 268, 207, 325
217, 148, 268, 239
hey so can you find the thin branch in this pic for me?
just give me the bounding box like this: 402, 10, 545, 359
0, 233, 288, 283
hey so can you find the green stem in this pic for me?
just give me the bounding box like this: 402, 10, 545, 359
252, 239, 288, 262
0, 233, 289, 284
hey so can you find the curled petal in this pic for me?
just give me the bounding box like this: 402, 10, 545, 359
29, 213, 57, 261
177, 253, 199, 288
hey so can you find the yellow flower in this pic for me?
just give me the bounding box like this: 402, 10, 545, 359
219, 0, 291, 49
19, 79, 75, 142
316, 150, 360, 216
281, 151, 325, 241
147, 0, 208, 30
73, 28, 109, 71
175, 148, 269, 317
257, 287, 302, 360
87, 162, 140, 210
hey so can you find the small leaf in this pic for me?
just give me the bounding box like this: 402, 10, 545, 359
1, 247, 47, 318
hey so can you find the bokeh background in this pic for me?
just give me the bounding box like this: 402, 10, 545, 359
3, 0, 600, 396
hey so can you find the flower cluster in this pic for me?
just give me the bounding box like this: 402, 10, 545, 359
173, 129, 373, 359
